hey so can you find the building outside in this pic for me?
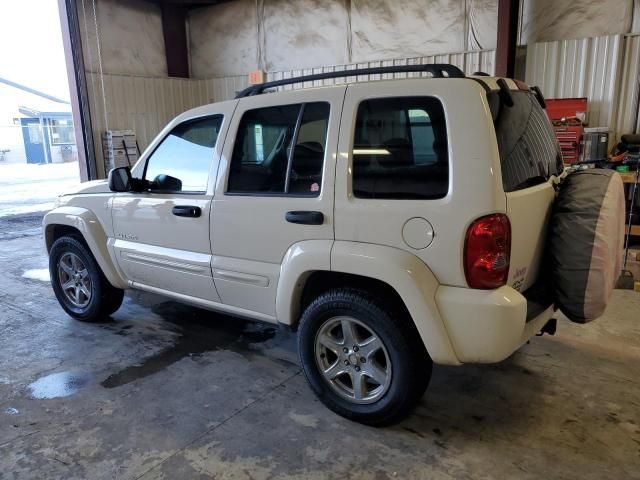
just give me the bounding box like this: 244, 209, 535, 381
0, 77, 77, 165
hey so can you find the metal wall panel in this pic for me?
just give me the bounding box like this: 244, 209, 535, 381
85, 37, 639, 179
202, 75, 248, 104
86, 50, 495, 177
260, 50, 496, 94
201, 50, 496, 100
616, 35, 640, 136
525, 35, 625, 136
86, 72, 212, 177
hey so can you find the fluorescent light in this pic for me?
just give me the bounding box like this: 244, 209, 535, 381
353, 148, 391, 155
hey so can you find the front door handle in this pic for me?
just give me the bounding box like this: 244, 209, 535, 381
172, 205, 201, 218
285, 211, 324, 225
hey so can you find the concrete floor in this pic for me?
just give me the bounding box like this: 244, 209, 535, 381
1, 213, 639, 480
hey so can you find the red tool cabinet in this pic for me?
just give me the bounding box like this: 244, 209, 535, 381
553, 125, 582, 164
545, 98, 588, 165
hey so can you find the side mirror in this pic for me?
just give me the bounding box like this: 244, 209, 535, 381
108, 166, 132, 192
151, 174, 182, 192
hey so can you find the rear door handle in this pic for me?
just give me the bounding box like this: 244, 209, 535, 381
285, 211, 324, 225
172, 205, 201, 218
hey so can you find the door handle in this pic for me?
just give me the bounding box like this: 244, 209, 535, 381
285, 211, 324, 225
172, 205, 201, 218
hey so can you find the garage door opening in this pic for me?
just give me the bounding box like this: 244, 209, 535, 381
0, 0, 80, 218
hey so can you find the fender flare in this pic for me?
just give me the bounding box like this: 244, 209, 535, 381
276, 239, 333, 326
43, 206, 128, 289
331, 241, 460, 365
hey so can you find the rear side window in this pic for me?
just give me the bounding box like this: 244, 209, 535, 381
227, 102, 330, 196
352, 97, 448, 199
494, 91, 562, 192
144, 115, 223, 193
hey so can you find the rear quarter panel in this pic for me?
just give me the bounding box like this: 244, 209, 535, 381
334, 78, 506, 287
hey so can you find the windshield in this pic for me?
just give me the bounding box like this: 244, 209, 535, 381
492, 90, 563, 192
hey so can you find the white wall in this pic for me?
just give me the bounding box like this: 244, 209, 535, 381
189, 0, 501, 77
77, 0, 640, 178
188, 0, 638, 78
77, 0, 639, 79
77, 0, 166, 76
520, 0, 635, 45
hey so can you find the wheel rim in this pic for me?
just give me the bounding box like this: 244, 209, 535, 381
314, 316, 392, 404
57, 252, 92, 308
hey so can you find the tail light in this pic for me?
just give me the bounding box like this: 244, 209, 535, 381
464, 214, 511, 289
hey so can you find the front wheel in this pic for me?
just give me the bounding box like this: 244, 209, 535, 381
297, 289, 432, 426
49, 235, 124, 321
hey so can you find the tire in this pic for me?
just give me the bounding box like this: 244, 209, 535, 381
547, 169, 625, 323
297, 288, 432, 426
49, 235, 124, 322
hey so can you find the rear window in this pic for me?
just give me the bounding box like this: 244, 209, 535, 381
493, 91, 563, 192
352, 96, 449, 199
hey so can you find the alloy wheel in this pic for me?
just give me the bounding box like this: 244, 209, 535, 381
57, 252, 92, 308
314, 316, 392, 404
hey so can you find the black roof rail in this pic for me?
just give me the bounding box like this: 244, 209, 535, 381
235, 63, 465, 98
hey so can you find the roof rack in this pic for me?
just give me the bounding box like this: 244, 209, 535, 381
235, 63, 465, 98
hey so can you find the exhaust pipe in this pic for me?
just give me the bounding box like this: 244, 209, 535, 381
537, 318, 557, 336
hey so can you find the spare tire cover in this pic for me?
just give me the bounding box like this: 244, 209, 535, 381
548, 169, 625, 323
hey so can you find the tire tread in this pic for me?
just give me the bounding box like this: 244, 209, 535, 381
49, 235, 124, 321
298, 287, 431, 426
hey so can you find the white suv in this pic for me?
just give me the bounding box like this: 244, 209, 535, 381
44, 64, 564, 425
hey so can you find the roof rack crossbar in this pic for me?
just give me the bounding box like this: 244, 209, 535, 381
235, 63, 465, 98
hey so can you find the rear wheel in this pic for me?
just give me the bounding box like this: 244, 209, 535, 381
298, 288, 431, 426
49, 235, 124, 321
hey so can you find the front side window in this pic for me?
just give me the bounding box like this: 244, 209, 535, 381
227, 102, 330, 196
352, 96, 449, 199
144, 115, 223, 193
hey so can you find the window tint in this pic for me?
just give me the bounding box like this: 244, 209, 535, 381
227, 102, 329, 195
144, 115, 223, 193
352, 97, 448, 199
289, 103, 330, 195
493, 91, 562, 192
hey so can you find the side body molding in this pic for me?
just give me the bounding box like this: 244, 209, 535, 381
43, 206, 128, 289
330, 241, 461, 366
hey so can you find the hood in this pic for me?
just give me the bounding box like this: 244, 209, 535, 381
60, 180, 111, 196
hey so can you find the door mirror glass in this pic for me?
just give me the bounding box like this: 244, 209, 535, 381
150, 174, 182, 192
108, 166, 132, 192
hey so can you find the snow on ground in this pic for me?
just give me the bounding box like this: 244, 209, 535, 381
22, 269, 51, 282
0, 162, 80, 217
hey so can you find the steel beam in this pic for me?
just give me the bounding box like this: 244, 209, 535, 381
495, 0, 519, 78
58, 0, 95, 181
160, 3, 190, 78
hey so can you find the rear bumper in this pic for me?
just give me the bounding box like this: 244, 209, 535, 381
435, 285, 554, 364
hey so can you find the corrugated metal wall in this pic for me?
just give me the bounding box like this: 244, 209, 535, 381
247, 50, 495, 97
86, 50, 495, 176
203, 50, 495, 102
616, 35, 640, 136
525, 34, 639, 141
86, 73, 213, 177
87, 38, 640, 177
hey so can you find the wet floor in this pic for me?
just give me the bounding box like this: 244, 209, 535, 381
1, 213, 639, 479
100, 299, 282, 389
